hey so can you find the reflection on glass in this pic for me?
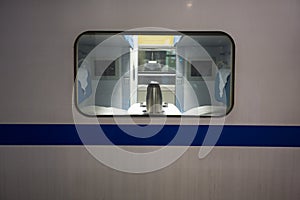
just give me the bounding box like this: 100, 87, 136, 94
75, 31, 234, 116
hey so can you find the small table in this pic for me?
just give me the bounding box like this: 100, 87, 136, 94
128, 102, 181, 115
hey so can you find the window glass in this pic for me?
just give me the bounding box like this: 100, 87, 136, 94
75, 31, 234, 116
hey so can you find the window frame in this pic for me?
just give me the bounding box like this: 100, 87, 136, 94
74, 31, 235, 118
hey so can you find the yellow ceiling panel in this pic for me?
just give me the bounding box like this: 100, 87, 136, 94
138, 35, 174, 46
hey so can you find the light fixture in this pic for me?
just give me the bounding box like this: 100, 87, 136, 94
186, 0, 193, 8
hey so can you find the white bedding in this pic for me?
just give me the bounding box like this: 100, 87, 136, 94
80, 106, 128, 115
183, 106, 227, 116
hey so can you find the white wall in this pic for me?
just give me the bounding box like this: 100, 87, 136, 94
0, 0, 299, 124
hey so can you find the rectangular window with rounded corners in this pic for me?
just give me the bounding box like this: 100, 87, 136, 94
75, 30, 234, 117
